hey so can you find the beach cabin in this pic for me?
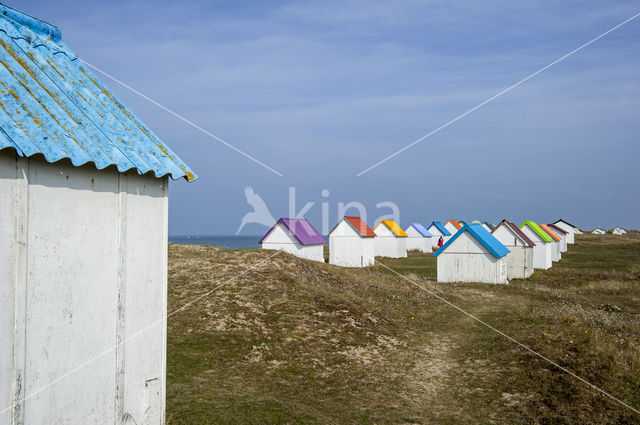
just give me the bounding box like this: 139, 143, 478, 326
483, 222, 496, 232
592, 227, 606, 235
548, 224, 568, 252
260, 218, 325, 262
427, 221, 452, 248
373, 220, 408, 258
329, 216, 376, 267
612, 227, 626, 235
0, 5, 196, 424
405, 223, 433, 253
552, 219, 581, 243
434, 223, 510, 284
492, 221, 535, 279
539, 224, 562, 262
519, 221, 554, 269
444, 219, 462, 236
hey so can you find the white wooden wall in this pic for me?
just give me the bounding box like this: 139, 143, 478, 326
329, 220, 375, 267
0, 150, 168, 425
520, 226, 553, 270
261, 223, 324, 262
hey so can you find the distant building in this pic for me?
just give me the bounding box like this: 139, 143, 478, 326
552, 219, 581, 243
612, 227, 626, 235
329, 216, 375, 267
592, 227, 606, 235
492, 221, 535, 279
0, 4, 196, 424
404, 223, 433, 253
539, 223, 562, 262
444, 219, 462, 236
373, 220, 408, 258
427, 221, 451, 248
483, 222, 496, 231
260, 218, 326, 262
434, 223, 510, 284
520, 221, 554, 270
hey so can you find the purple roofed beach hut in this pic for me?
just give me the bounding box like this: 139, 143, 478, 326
259, 218, 326, 262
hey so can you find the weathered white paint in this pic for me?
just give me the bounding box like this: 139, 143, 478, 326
373, 223, 407, 258
261, 222, 324, 262
328, 219, 375, 267
436, 231, 508, 284
405, 226, 432, 253
0, 151, 168, 425
491, 224, 534, 279
551, 241, 562, 262
520, 225, 553, 270
552, 221, 577, 244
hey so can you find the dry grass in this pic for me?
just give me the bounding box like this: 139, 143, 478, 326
166, 233, 640, 424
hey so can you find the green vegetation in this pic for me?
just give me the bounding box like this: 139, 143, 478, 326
167, 233, 640, 424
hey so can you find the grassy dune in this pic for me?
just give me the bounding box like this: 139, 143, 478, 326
166, 233, 640, 424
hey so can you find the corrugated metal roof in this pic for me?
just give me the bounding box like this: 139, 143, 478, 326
520, 221, 553, 243
407, 222, 432, 237
539, 223, 562, 242
0, 4, 196, 181
428, 221, 451, 236
374, 220, 408, 237
259, 218, 326, 245
434, 223, 510, 259
344, 216, 375, 237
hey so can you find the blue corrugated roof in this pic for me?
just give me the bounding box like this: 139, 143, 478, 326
434, 223, 510, 258
407, 222, 432, 237
0, 4, 196, 181
428, 221, 451, 236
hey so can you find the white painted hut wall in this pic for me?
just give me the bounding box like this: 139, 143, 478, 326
553, 222, 576, 244
436, 231, 508, 284
261, 223, 324, 262
427, 225, 446, 248
491, 225, 534, 279
520, 226, 552, 270
443, 222, 458, 236
329, 220, 375, 267
405, 226, 431, 253
0, 152, 168, 425
373, 224, 407, 258
551, 241, 561, 262
481, 223, 492, 232
557, 234, 568, 252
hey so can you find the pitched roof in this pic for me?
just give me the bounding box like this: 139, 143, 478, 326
446, 219, 462, 230
492, 220, 535, 247
483, 222, 496, 231
374, 220, 408, 237
434, 223, 510, 259
406, 222, 433, 237
428, 221, 451, 236
0, 4, 196, 181
539, 224, 562, 242
547, 223, 568, 235
553, 219, 579, 229
520, 220, 553, 243
344, 216, 375, 237
259, 218, 326, 245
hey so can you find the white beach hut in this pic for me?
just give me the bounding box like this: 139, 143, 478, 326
444, 219, 462, 236
592, 227, 606, 235
434, 223, 510, 284
373, 220, 408, 258
405, 222, 433, 253
612, 227, 626, 235
492, 221, 535, 279
329, 216, 376, 267
552, 219, 581, 244
539, 223, 562, 262
260, 218, 326, 262
0, 5, 196, 424
519, 221, 554, 269
427, 221, 452, 248
548, 223, 568, 253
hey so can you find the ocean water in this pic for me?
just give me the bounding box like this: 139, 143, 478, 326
169, 235, 261, 250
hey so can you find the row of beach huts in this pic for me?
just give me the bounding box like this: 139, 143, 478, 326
259, 217, 588, 284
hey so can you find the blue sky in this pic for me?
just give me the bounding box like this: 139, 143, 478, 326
16, 0, 640, 234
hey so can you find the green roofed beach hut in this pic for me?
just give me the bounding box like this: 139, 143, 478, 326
520, 221, 553, 270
